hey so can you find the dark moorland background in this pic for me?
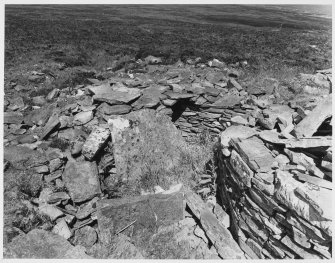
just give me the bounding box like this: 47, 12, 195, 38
5, 5, 332, 89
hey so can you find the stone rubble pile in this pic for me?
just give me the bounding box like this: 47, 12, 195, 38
3, 55, 332, 259
215, 94, 332, 259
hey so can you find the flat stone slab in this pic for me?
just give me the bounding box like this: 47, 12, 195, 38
92, 84, 142, 105
164, 91, 195, 99
97, 103, 132, 115
209, 95, 242, 108
220, 125, 257, 147
229, 136, 275, 172
3, 229, 78, 258
82, 126, 110, 160
62, 160, 101, 203
97, 190, 184, 245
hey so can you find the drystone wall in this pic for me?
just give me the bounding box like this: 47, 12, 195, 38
214, 96, 332, 259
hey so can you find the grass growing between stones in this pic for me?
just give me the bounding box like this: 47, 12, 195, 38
109, 110, 215, 197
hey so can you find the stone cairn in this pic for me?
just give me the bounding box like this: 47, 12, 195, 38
3, 56, 332, 259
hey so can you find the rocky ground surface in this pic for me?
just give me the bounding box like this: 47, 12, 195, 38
3, 55, 332, 258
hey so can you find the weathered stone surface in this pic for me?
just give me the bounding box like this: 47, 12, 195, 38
200, 208, 245, 259
97, 103, 132, 115
52, 219, 72, 240
24, 105, 54, 126
295, 182, 332, 221
64, 245, 93, 258
62, 161, 101, 203
131, 92, 161, 109
245, 238, 265, 259
230, 150, 254, 187
258, 130, 284, 144
210, 95, 242, 108
47, 192, 70, 204
285, 136, 332, 148
290, 225, 310, 249
39, 204, 64, 221
32, 95, 47, 106
73, 226, 97, 249
3, 229, 77, 258
97, 190, 184, 245
82, 126, 110, 160
162, 99, 177, 106
231, 115, 248, 126
251, 177, 275, 195
213, 204, 230, 228
40, 112, 60, 139
220, 125, 257, 147
4, 111, 24, 124
281, 235, 321, 259
164, 91, 195, 99
284, 149, 324, 178
73, 111, 93, 125
259, 104, 294, 130
4, 146, 48, 169
143, 216, 219, 259
76, 197, 99, 219
275, 170, 331, 235
228, 78, 243, 91
249, 186, 282, 215
93, 85, 142, 105
296, 172, 332, 190
49, 158, 63, 172
294, 95, 332, 138
229, 136, 275, 172
185, 192, 244, 259
108, 234, 144, 258
240, 211, 269, 242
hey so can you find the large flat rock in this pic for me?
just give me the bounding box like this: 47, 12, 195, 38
62, 161, 101, 203
97, 189, 184, 245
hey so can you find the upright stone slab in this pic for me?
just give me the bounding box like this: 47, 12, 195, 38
294, 95, 332, 138
230, 150, 254, 187
82, 126, 110, 160
62, 160, 101, 203
185, 192, 245, 259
